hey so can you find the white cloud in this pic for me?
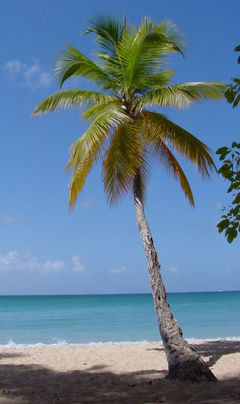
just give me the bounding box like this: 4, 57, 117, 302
4, 60, 25, 74
3, 59, 52, 89
24, 62, 40, 79
0, 251, 65, 274
169, 266, 179, 274
109, 266, 127, 275
71, 255, 88, 274
0, 215, 23, 225
0, 251, 89, 275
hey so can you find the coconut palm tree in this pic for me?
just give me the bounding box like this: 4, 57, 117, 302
33, 17, 225, 381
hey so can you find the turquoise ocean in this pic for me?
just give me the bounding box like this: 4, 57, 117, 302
0, 292, 239, 347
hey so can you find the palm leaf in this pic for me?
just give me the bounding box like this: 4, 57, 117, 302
68, 153, 94, 211
136, 70, 174, 93
32, 89, 118, 116
151, 139, 194, 205
82, 98, 121, 121
117, 17, 184, 94
85, 16, 125, 57
103, 123, 148, 204
85, 17, 128, 93
154, 19, 185, 55
68, 108, 130, 208
137, 82, 226, 109
55, 45, 116, 90
141, 111, 215, 177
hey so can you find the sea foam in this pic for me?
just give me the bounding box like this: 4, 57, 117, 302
0, 336, 240, 349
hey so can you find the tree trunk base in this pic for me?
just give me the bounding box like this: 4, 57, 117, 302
133, 181, 217, 383
167, 359, 217, 382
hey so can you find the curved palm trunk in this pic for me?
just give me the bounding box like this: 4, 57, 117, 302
133, 175, 216, 381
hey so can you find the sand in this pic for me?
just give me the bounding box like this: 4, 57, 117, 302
0, 340, 239, 403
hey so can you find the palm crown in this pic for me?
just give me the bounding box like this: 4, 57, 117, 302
33, 16, 225, 208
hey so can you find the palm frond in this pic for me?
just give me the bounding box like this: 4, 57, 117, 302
102, 123, 148, 204
117, 17, 184, 94
85, 16, 126, 57
68, 108, 130, 208
55, 45, 116, 90
85, 17, 129, 94
141, 111, 215, 177
68, 154, 94, 211
152, 139, 194, 205
137, 70, 174, 91
82, 98, 121, 121
154, 19, 185, 55
137, 82, 226, 109
32, 89, 117, 116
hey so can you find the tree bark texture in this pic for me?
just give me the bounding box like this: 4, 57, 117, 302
133, 175, 216, 381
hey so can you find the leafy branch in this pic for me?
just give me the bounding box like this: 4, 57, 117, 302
216, 45, 240, 243
225, 45, 240, 108
217, 142, 240, 243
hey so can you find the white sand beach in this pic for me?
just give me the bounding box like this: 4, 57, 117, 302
0, 340, 239, 403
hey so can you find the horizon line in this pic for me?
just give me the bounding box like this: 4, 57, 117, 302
0, 290, 239, 297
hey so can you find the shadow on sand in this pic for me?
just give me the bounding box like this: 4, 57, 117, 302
194, 339, 240, 367
149, 339, 240, 368
0, 340, 239, 404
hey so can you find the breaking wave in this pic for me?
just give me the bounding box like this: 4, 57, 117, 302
0, 336, 240, 349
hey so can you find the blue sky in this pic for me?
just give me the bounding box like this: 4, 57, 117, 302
0, 0, 239, 295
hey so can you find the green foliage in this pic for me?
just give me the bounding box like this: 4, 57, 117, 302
216, 142, 240, 243
66, 107, 130, 208
216, 46, 240, 243
32, 89, 119, 116
137, 82, 225, 110
33, 16, 226, 208
225, 45, 240, 108
103, 122, 148, 203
